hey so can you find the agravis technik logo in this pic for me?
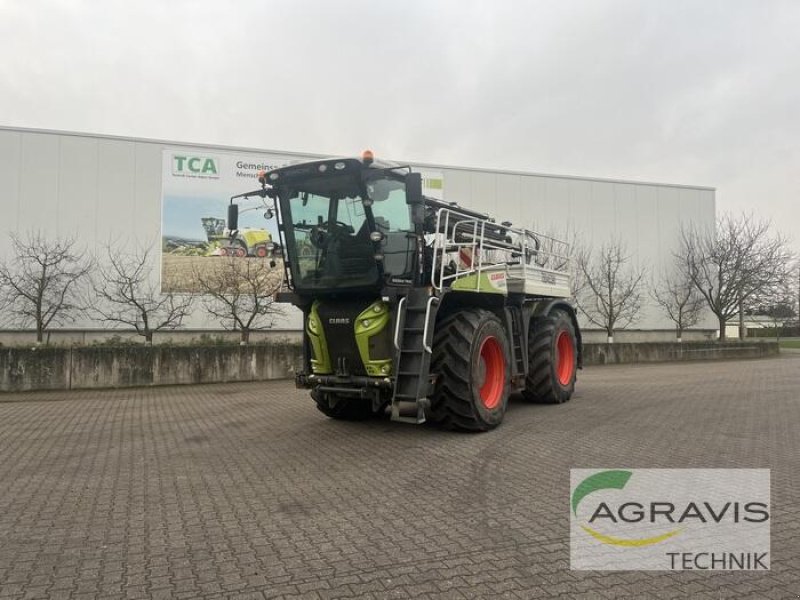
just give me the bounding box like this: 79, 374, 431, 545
570, 469, 770, 571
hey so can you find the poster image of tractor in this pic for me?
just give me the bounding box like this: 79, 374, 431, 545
160, 148, 298, 293
161, 194, 280, 293
200, 217, 273, 258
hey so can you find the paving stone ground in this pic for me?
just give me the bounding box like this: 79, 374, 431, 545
0, 355, 798, 599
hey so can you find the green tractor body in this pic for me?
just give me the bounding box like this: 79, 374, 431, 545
202, 216, 272, 257
227, 154, 582, 430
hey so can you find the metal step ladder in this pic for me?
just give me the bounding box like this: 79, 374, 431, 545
508, 306, 527, 380
391, 288, 440, 424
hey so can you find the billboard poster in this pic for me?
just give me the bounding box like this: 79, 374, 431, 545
160, 149, 445, 292
160, 149, 305, 292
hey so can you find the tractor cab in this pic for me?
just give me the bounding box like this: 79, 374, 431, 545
228, 153, 423, 294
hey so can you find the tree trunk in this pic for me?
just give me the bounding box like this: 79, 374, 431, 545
718, 315, 726, 341
240, 329, 250, 344
677, 326, 683, 343
145, 330, 153, 345
738, 301, 746, 341
36, 324, 43, 344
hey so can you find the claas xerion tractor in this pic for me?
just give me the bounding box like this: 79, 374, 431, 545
227, 150, 582, 431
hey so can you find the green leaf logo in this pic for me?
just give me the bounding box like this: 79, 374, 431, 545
572, 470, 632, 516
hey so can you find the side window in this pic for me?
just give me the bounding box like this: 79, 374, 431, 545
369, 179, 411, 232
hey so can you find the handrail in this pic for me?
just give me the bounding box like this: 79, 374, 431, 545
393, 297, 406, 351
422, 296, 440, 354
429, 206, 572, 295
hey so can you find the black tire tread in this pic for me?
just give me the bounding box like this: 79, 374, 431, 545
429, 309, 507, 431
522, 310, 576, 404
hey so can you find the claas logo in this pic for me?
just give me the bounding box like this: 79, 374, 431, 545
172, 155, 219, 178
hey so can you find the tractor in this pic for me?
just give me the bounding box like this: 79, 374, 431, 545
202, 216, 272, 257
226, 151, 581, 431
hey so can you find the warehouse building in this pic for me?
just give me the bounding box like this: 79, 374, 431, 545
0, 126, 716, 343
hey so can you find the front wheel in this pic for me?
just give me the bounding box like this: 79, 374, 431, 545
429, 309, 511, 431
522, 309, 577, 404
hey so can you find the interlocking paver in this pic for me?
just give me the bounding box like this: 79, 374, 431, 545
0, 355, 798, 599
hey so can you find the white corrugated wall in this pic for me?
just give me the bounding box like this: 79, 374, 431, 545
0, 126, 715, 332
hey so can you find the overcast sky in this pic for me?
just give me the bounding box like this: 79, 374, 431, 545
1, 0, 798, 246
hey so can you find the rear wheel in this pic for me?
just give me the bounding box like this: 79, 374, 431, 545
311, 389, 373, 421
429, 309, 510, 431
522, 309, 577, 404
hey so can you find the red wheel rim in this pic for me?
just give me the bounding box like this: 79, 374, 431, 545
255, 246, 267, 257
219, 247, 229, 256
556, 330, 575, 386
235, 247, 246, 257
478, 336, 505, 409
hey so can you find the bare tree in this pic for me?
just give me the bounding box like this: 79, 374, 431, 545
747, 263, 797, 341
0, 232, 92, 343
650, 266, 705, 342
762, 302, 795, 342
575, 238, 646, 343
91, 243, 194, 343
194, 257, 284, 343
678, 213, 794, 341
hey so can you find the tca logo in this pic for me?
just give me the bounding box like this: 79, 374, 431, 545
172, 155, 219, 178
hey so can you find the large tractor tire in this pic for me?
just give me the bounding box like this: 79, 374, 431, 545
311, 389, 373, 421
429, 309, 511, 431
221, 240, 247, 257
522, 309, 577, 404
229, 239, 248, 257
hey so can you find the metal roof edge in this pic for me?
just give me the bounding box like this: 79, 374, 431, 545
0, 124, 716, 192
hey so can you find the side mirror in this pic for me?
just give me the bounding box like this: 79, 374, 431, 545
264, 209, 274, 220
227, 204, 239, 232
406, 172, 423, 204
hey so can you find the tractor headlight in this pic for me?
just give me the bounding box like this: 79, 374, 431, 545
369, 231, 384, 243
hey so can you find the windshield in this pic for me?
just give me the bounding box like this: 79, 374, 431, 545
281, 175, 414, 291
